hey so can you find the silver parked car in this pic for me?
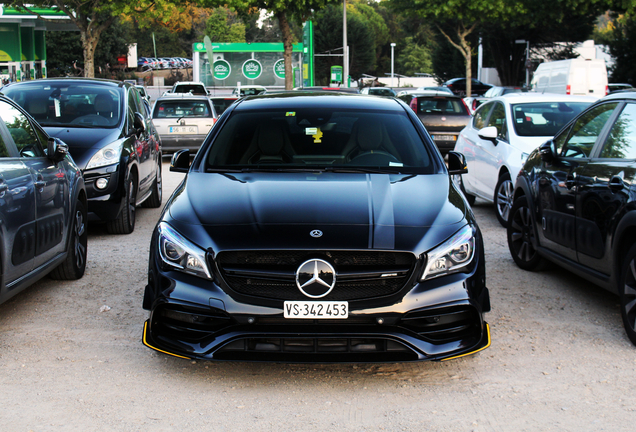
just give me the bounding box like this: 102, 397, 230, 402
151, 94, 217, 153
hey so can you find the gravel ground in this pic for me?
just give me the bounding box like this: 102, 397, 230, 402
1, 161, 634, 432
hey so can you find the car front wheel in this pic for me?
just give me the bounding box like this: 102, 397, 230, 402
106, 171, 137, 234
507, 195, 546, 271
495, 172, 514, 227
619, 244, 636, 346
50, 199, 87, 280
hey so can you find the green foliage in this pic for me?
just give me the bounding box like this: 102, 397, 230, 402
206, 7, 246, 43
313, 4, 375, 84
606, 13, 636, 85
397, 37, 433, 76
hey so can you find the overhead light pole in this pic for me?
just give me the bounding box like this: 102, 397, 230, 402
390, 43, 396, 88
343, 0, 348, 87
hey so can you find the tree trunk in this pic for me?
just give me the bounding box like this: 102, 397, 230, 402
80, 31, 97, 78
438, 23, 476, 96
277, 11, 294, 90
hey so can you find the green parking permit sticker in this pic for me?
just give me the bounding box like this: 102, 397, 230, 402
286, 112, 296, 117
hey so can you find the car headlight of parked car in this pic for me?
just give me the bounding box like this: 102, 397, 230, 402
421, 224, 475, 280
157, 222, 212, 280
86, 139, 125, 169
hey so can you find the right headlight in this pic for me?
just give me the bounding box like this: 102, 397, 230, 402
157, 222, 212, 280
421, 224, 476, 280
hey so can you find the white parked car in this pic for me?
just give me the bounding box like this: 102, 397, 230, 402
453, 93, 598, 226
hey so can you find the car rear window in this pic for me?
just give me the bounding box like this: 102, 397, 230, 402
173, 85, 207, 95
416, 97, 468, 115
153, 100, 213, 118
511, 102, 592, 137
204, 108, 436, 173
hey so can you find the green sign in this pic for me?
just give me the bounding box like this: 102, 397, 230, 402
273, 59, 285, 79
242, 59, 262, 80
213, 59, 231, 80
331, 65, 343, 83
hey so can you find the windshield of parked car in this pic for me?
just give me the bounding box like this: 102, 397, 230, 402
416, 97, 469, 116
3, 82, 122, 128
511, 101, 592, 137
205, 108, 436, 173
153, 100, 213, 118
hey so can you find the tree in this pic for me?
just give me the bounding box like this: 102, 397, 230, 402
605, 13, 636, 84
6, 0, 192, 78
313, 4, 375, 85
388, 0, 516, 95
206, 7, 246, 43
230, 0, 339, 89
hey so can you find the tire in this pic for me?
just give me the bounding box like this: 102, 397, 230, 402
50, 199, 87, 280
141, 161, 162, 208
619, 243, 636, 346
507, 195, 546, 271
494, 172, 514, 228
452, 174, 476, 206
106, 171, 137, 234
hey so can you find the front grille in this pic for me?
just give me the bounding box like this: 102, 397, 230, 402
216, 250, 417, 300
214, 337, 418, 362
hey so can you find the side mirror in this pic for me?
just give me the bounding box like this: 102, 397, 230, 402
134, 112, 146, 134
447, 151, 468, 175
539, 140, 556, 163
47, 137, 68, 163
477, 126, 498, 143
170, 149, 190, 173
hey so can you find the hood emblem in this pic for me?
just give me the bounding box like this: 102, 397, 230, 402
310, 229, 323, 238
296, 259, 336, 298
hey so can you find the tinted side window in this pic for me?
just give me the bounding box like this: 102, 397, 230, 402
486, 102, 507, 141
600, 103, 636, 159
473, 103, 493, 129
560, 102, 619, 158
0, 101, 44, 157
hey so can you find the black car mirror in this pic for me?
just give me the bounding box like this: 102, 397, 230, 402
170, 149, 190, 173
539, 140, 556, 163
133, 112, 146, 134
47, 137, 68, 163
477, 126, 498, 143
447, 151, 468, 175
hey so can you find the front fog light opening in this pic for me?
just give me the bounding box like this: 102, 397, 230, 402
95, 177, 109, 190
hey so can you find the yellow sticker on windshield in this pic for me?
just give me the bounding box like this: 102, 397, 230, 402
312, 128, 323, 143
286, 112, 296, 117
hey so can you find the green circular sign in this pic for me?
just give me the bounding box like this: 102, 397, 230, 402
273, 59, 285, 79
213, 59, 231, 80
242, 59, 262, 80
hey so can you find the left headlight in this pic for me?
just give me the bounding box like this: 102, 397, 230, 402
86, 139, 125, 170
157, 222, 212, 280
421, 224, 476, 280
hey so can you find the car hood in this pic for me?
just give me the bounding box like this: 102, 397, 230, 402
167, 172, 469, 253
43, 126, 122, 170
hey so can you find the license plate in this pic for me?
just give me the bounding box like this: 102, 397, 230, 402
169, 126, 198, 134
433, 135, 456, 141
284, 301, 348, 319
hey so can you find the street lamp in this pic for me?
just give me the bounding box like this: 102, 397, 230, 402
390, 43, 396, 88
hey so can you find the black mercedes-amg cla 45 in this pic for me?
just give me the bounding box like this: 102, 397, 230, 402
142, 92, 491, 362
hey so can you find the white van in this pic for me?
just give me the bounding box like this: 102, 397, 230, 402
530, 59, 608, 96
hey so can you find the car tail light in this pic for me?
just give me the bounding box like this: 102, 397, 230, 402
605, 85, 609, 95
566, 84, 571, 95
409, 98, 417, 111
460, 98, 470, 114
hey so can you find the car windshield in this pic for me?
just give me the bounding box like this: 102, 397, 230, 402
153, 100, 213, 118
205, 108, 435, 173
3, 82, 122, 128
417, 97, 468, 115
511, 101, 591, 137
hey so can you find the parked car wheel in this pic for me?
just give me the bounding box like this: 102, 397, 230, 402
507, 195, 546, 271
619, 244, 636, 346
142, 161, 162, 208
495, 172, 514, 227
50, 199, 88, 280
107, 171, 137, 234
452, 174, 476, 206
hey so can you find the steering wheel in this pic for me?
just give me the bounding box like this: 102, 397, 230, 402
349, 150, 400, 165
71, 115, 111, 126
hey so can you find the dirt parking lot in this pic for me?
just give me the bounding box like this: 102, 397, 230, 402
1, 161, 634, 432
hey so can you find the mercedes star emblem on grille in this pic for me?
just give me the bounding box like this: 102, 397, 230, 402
295, 259, 336, 298
310, 230, 323, 238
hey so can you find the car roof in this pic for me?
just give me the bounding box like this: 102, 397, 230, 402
172, 81, 206, 87
156, 94, 211, 101
489, 93, 599, 104
600, 90, 636, 101
409, 91, 462, 98
233, 92, 404, 111
4, 77, 126, 89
